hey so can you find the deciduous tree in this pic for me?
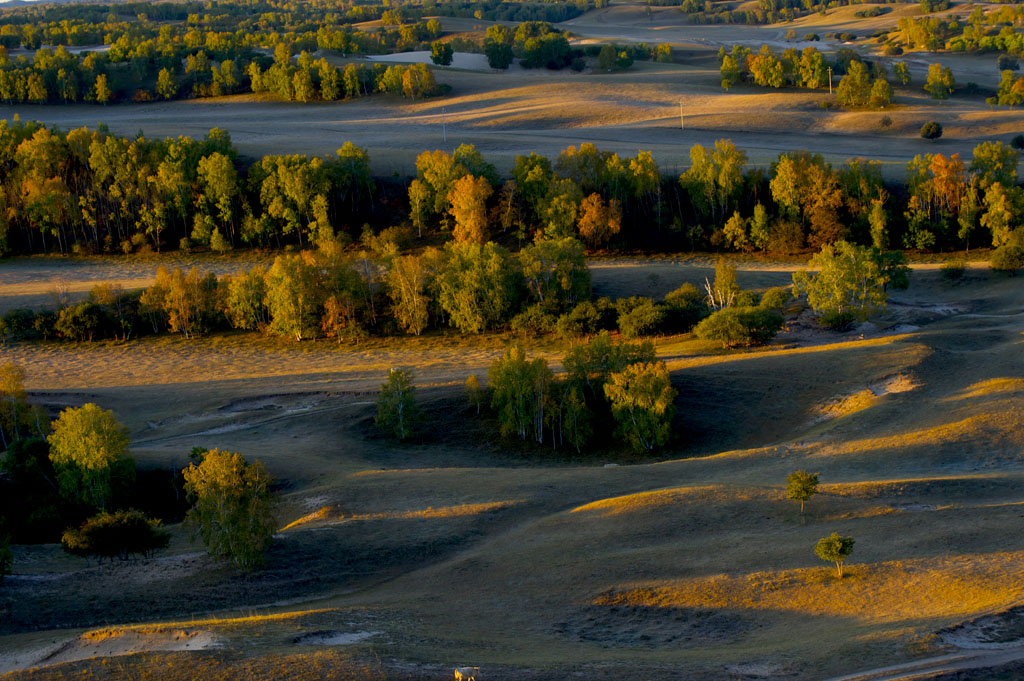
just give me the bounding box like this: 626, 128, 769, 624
47, 403, 133, 511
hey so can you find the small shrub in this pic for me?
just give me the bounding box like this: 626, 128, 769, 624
991, 245, 1024, 274
61, 509, 170, 564
556, 301, 602, 338
804, 33, 820, 41
997, 54, 1019, 71
1011, 134, 1024, 150
940, 260, 966, 281
883, 43, 903, 56
759, 286, 792, 310
511, 304, 557, 335
920, 121, 943, 139
693, 306, 784, 347
880, 114, 893, 128
734, 290, 760, 307
663, 282, 707, 332
570, 57, 586, 72
617, 298, 666, 338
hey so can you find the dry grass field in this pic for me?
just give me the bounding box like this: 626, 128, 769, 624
2, 255, 1024, 681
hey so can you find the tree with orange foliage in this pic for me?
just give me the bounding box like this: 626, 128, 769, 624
448, 174, 493, 244
577, 193, 621, 247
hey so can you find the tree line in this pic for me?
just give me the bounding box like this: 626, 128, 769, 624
0, 121, 1020, 261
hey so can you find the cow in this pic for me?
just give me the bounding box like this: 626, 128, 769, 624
453, 666, 481, 681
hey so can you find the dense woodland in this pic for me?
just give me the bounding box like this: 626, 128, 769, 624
0, 120, 1020, 259
0, 0, 598, 104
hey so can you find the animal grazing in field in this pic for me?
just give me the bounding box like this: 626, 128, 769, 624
454, 666, 481, 681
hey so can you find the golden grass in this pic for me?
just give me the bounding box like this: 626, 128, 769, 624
571, 485, 770, 517
595, 551, 1024, 624
282, 500, 525, 530
952, 378, 1024, 401
88, 609, 334, 634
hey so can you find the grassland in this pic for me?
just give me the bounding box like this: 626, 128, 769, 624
3, 255, 1024, 680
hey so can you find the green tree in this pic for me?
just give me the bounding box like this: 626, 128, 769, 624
376, 368, 420, 440
786, 470, 819, 513
47, 403, 134, 511
387, 253, 432, 336
489, 346, 551, 443
265, 253, 325, 340
183, 448, 276, 570
598, 44, 617, 72
604, 361, 676, 453
223, 266, 269, 331
792, 241, 897, 328
156, 68, 177, 100
518, 237, 591, 314
61, 509, 170, 564
693, 306, 783, 347
868, 78, 893, 108
836, 61, 872, 108
435, 241, 521, 333
920, 121, 943, 139
466, 374, 484, 414
0, 362, 41, 449
815, 532, 855, 578
484, 25, 514, 69
924, 63, 955, 99
430, 40, 453, 66
892, 61, 911, 85
720, 54, 741, 90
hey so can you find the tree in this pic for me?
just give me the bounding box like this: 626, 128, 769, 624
448, 174, 492, 244
598, 44, 617, 72
892, 61, 911, 86
435, 241, 521, 333
484, 25, 514, 69
183, 449, 276, 570
836, 61, 871, 108
577, 193, 621, 247
518, 237, 591, 314
430, 40, 453, 66
47, 404, 133, 512
489, 346, 551, 443
466, 374, 484, 414
720, 54, 741, 90
705, 257, 739, 311
869, 78, 893, 108
924, 63, 954, 99
0, 362, 41, 450
61, 509, 170, 564
793, 241, 899, 328
693, 306, 783, 347
265, 253, 325, 340
93, 73, 111, 104
604, 361, 676, 453
749, 52, 784, 88
786, 470, 819, 513
156, 68, 177, 100
920, 121, 943, 140
387, 254, 432, 336
376, 368, 420, 440
815, 532, 855, 578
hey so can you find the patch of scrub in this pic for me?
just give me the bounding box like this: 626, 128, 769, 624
294, 630, 378, 645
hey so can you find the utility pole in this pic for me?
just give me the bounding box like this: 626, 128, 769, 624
679, 100, 684, 130
827, 66, 833, 95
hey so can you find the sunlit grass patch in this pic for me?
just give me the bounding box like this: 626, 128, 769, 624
595, 551, 1024, 624
950, 378, 1024, 401
570, 485, 769, 517
282, 501, 525, 530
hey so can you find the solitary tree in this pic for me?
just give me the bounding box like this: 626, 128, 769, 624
465, 374, 484, 414
920, 121, 943, 140
924, 63, 955, 99
814, 532, 855, 578
47, 404, 134, 511
183, 449, 277, 570
376, 368, 420, 440
786, 470, 820, 513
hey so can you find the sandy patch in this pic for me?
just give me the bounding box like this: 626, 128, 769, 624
0, 628, 220, 674
812, 373, 920, 424
941, 607, 1024, 650
294, 630, 378, 645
